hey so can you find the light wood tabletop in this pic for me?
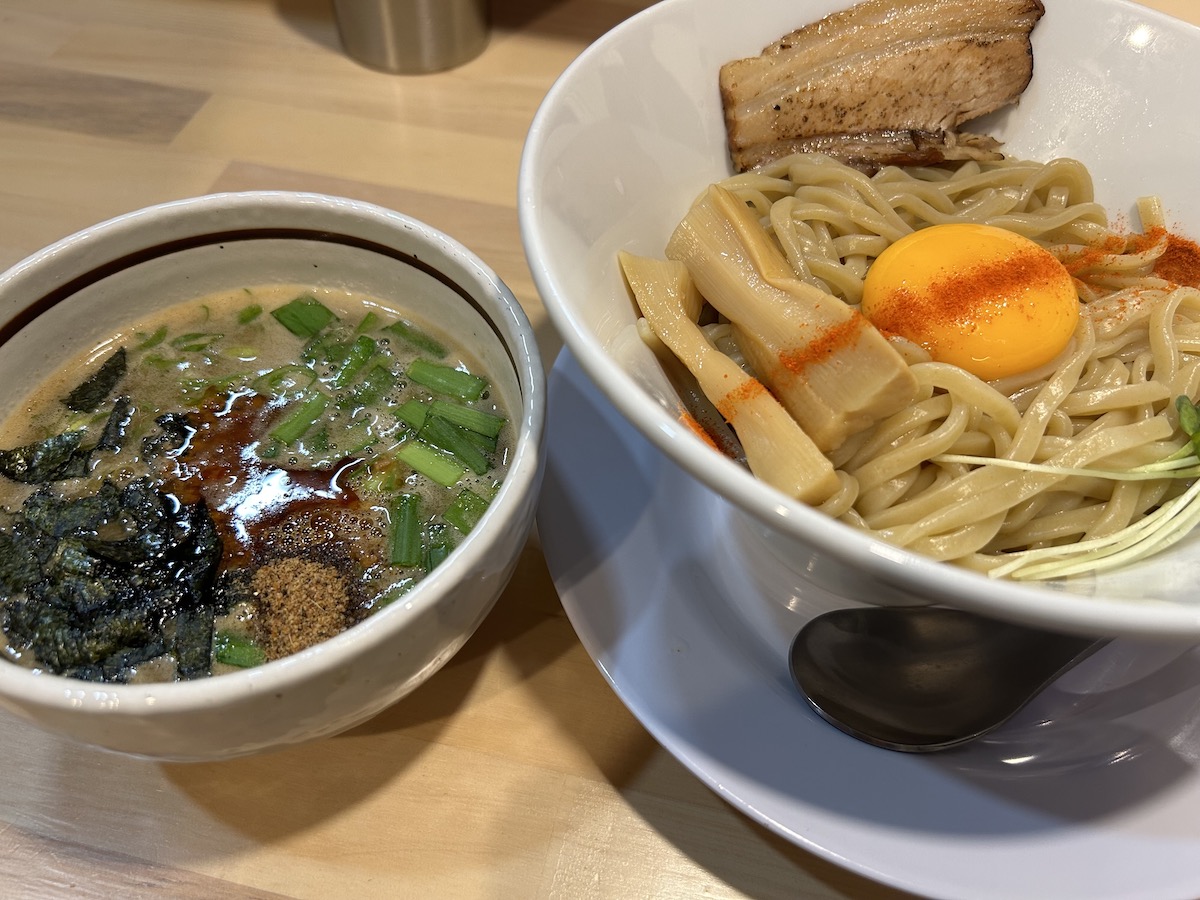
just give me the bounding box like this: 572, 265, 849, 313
0, 1, 1195, 898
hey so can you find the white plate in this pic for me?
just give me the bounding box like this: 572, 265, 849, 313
539, 350, 1200, 900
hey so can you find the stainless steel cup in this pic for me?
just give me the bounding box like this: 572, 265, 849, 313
332, 0, 490, 74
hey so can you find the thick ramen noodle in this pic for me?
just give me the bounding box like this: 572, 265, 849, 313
624, 153, 1200, 580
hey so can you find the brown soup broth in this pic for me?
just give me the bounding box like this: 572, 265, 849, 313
0, 284, 511, 683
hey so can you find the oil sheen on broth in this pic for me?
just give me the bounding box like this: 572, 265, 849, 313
0, 284, 511, 683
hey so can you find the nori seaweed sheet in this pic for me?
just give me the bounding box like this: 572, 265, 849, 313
141, 412, 194, 459
95, 396, 133, 453
0, 430, 90, 483
0, 355, 133, 484
63, 347, 127, 413
0, 477, 223, 682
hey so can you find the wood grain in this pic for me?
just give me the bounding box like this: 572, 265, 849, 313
0, 0, 1192, 897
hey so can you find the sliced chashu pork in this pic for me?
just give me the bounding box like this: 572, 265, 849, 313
720, 0, 1045, 172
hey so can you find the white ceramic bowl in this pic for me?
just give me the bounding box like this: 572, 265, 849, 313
0, 192, 545, 760
520, 0, 1200, 639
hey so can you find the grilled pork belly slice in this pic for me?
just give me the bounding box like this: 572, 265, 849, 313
720, 0, 1045, 172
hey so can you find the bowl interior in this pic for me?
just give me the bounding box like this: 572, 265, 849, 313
520, 0, 1200, 637
1, 232, 523, 430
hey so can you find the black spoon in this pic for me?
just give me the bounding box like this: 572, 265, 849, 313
788, 605, 1106, 752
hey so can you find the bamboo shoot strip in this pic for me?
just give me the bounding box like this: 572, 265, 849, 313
619, 251, 839, 503
666, 184, 916, 451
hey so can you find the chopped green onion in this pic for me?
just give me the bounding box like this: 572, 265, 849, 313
170, 332, 223, 352
444, 488, 490, 534
142, 353, 174, 369
425, 538, 452, 572
356, 311, 380, 334
269, 391, 329, 445
237, 304, 263, 324
388, 494, 422, 567
308, 426, 330, 452
136, 325, 168, 350
1177, 396, 1200, 459
429, 400, 505, 438
385, 319, 446, 357
179, 372, 249, 401
350, 460, 392, 494
336, 363, 396, 409
271, 296, 338, 338
420, 415, 490, 475
213, 631, 266, 668
461, 428, 498, 454
396, 440, 465, 487
303, 333, 353, 366
368, 577, 417, 613
396, 398, 428, 431
329, 419, 376, 456
329, 334, 377, 390
407, 359, 487, 401
253, 364, 318, 399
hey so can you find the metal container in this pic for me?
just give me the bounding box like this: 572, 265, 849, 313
332, 0, 490, 74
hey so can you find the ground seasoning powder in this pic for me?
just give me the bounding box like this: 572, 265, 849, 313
252, 557, 351, 660
1153, 230, 1200, 288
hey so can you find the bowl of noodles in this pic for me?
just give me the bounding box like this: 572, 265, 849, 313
519, 0, 1200, 638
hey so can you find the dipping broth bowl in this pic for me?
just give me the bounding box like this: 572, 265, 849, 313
518, 0, 1200, 640
0, 192, 544, 760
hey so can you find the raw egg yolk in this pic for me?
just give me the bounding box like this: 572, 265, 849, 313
860, 223, 1079, 381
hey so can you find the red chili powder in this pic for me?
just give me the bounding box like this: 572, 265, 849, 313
678, 410, 720, 450
1066, 225, 1200, 288
1062, 232, 1126, 278
868, 244, 1065, 337
716, 377, 767, 421
1154, 231, 1200, 287
779, 313, 867, 374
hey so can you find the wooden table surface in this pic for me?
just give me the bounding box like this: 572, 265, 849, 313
0, 1, 1195, 898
